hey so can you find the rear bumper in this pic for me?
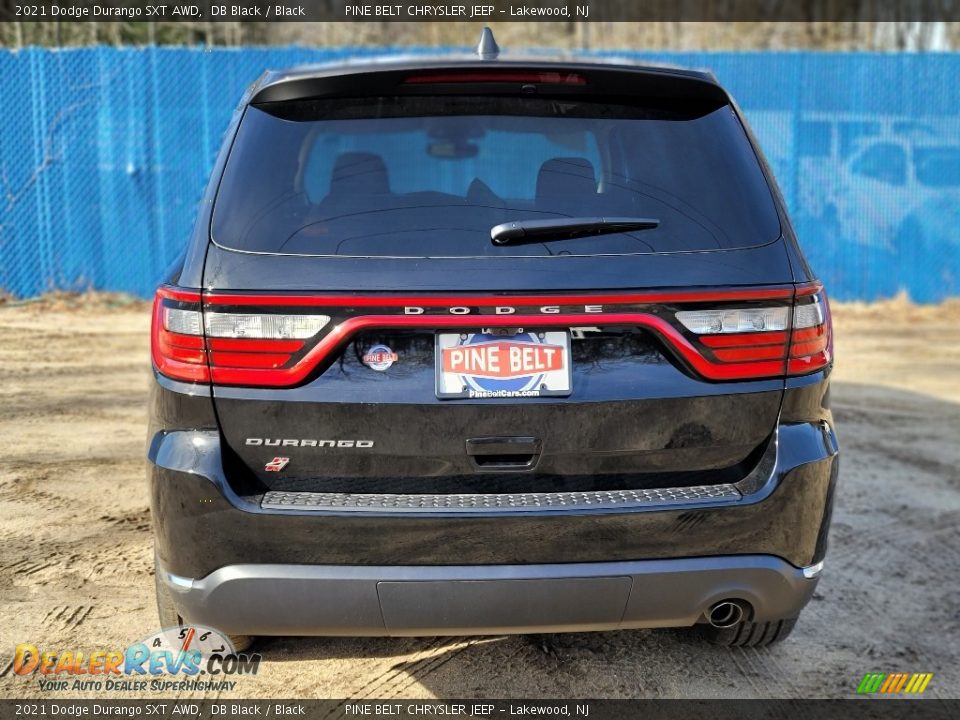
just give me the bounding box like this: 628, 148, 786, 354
158, 555, 820, 637
149, 417, 839, 577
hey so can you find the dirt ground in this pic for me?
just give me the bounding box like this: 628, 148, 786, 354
0, 293, 958, 700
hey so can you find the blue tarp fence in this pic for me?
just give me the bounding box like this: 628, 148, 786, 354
1, 47, 958, 301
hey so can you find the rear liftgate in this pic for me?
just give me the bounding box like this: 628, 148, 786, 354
151, 284, 831, 507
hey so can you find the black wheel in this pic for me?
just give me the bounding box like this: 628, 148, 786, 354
154, 561, 255, 652
698, 617, 797, 647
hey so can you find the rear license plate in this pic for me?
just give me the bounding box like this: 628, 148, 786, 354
435, 331, 572, 399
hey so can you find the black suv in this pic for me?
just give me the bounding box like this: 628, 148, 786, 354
150, 37, 837, 650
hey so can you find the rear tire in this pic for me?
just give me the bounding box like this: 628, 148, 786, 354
154, 562, 255, 652
698, 617, 797, 647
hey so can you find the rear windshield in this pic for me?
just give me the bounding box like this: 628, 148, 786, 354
212, 95, 780, 257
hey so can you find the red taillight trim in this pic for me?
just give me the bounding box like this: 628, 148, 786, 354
788, 352, 831, 375
157, 287, 202, 304
153, 285, 831, 387
404, 72, 587, 85
712, 346, 787, 362
791, 326, 824, 343
700, 331, 788, 348
162, 345, 207, 365
207, 338, 305, 353
159, 330, 205, 350
207, 313, 788, 386
796, 282, 824, 297
209, 352, 293, 369
790, 337, 829, 358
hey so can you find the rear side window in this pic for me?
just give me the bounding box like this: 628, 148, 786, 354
212, 95, 780, 257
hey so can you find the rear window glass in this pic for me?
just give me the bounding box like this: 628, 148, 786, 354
212, 95, 780, 257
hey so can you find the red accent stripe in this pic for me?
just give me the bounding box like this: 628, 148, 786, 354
796, 282, 824, 297
161, 345, 206, 365
209, 352, 292, 369
208, 313, 788, 387
156, 286, 202, 303
788, 352, 830, 374
790, 336, 829, 358
204, 287, 795, 308
712, 346, 786, 362
792, 326, 825, 342
699, 331, 788, 348
160, 330, 205, 350
207, 338, 305, 353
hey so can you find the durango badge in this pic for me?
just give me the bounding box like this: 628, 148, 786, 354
362, 344, 398, 371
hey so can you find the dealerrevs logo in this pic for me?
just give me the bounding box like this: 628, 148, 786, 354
13, 626, 260, 693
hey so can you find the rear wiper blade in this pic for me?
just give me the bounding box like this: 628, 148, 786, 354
490, 217, 660, 247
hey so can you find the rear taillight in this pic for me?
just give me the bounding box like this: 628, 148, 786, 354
674, 284, 832, 379
151, 287, 330, 383
788, 287, 833, 375
151, 288, 208, 383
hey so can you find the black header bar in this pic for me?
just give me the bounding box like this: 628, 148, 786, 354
3, 0, 960, 23
0, 700, 955, 720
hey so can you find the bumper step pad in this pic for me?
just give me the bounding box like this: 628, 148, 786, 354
261, 484, 741, 513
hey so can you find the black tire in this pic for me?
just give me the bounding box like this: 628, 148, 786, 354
154, 563, 255, 653
698, 617, 797, 647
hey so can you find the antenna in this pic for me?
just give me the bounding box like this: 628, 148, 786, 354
476, 27, 500, 61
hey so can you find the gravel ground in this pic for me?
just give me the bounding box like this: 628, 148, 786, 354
0, 293, 958, 700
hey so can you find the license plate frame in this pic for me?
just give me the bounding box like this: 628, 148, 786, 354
435, 330, 573, 400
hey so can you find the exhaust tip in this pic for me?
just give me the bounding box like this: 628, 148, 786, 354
707, 600, 746, 628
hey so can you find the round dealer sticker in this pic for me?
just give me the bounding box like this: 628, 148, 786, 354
362, 345, 398, 371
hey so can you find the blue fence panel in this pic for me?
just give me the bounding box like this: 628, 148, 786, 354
0, 47, 958, 301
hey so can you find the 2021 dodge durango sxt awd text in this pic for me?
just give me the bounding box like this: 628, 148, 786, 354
149, 44, 838, 650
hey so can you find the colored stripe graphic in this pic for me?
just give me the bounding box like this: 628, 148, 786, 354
857, 672, 933, 694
